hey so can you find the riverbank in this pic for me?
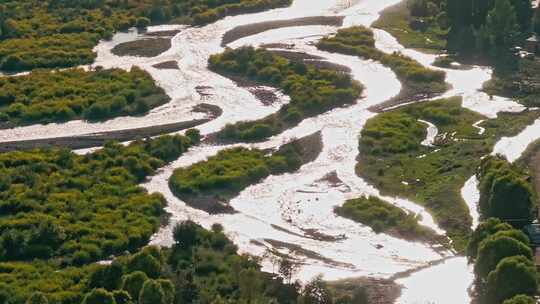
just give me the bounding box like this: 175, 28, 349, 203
169, 131, 323, 214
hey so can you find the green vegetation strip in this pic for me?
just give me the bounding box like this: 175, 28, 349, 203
336, 196, 445, 245
0, 132, 200, 266
0, 67, 168, 127
210, 47, 363, 142
316, 26, 447, 100
170, 132, 322, 213
357, 97, 540, 251
0, 0, 292, 71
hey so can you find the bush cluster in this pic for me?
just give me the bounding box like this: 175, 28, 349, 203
0, 67, 168, 126
169, 140, 307, 204
210, 47, 363, 142
335, 196, 440, 242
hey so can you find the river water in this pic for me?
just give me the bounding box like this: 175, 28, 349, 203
3, 0, 539, 303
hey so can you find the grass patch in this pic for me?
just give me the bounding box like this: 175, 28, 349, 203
0, 67, 168, 127
372, 1, 447, 53
317, 26, 448, 100
357, 97, 540, 251
336, 196, 445, 245
210, 47, 363, 142
170, 132, 322, 213
111, 38, 171, 57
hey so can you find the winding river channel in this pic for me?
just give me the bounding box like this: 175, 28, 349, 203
6, 0, 540, 303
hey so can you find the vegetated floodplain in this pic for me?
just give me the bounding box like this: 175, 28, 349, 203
0, 67, 168, 127
209, 47, 363, 142
0, 221, 303, 304
316, 26, 448, 102
336, 196, 446, 246
0, 0, 292, 71
0, 132, 198, 266
372, 0, 447, 53
356, 97, 540, 251
170, 132, 322, 213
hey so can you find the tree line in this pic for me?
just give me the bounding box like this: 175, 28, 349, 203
467, 155, 538, 304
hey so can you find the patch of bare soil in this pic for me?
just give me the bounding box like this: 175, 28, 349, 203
111, 38, 171, 57
222, 16, 344, 46
145, 30, 181, 37
152, 61, 179, 69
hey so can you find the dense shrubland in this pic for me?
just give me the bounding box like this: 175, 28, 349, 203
0, 0, 292, 71
170, 133, 321, 213
0, 67, 168, 126
209, 47, 363, 142
317, 26, 447, 97
357, 97, 540, 250
0, 132, 199, 266
335, 196, 442, 244
0, 221, 304, 304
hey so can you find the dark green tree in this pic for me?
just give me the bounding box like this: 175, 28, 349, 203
487, 256, 538, 303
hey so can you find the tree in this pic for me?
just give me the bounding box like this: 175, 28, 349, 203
121, 271, 148, 300
112, 290, 132, 304
484, 0, 519, 51
82, 288, 116, 304
26, 292, 48, 304
502, 295, 536, 304
127, 251, 161, 279
510, 0, 533, 33
475, 235, 532, 279
239, 268, 264, 303
88, 261, 124, 291
139, 279, 165, 304
278, 257, 300, 284
173, 221, 200, 249
158, 279, 175, 304
299, 275, 333, 304
487, 256, 538, 303
467, 218, 513, 260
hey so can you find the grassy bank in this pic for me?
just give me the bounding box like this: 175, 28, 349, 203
0, 67, 168, 127
210, 47, 363, 142
372, 1, 447, 53
357, 97, 540, 251
336, 196, 445, 245
170, 132, 322, 213
317, 26, 447, 102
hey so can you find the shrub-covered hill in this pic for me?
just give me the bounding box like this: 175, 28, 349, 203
0, 67, 168, 127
